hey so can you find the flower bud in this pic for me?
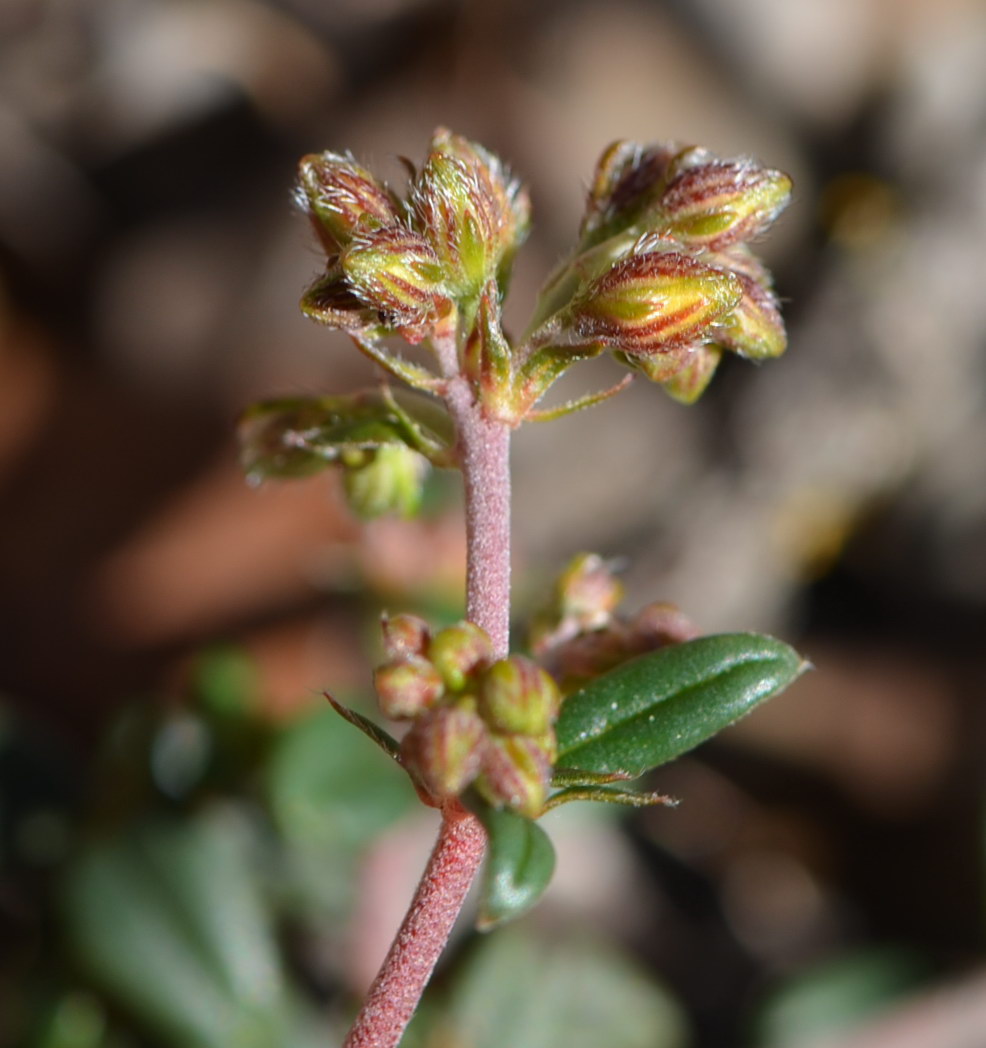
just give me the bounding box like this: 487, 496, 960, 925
477, 656, 561, 737
711, 273, 787, 360
659, 346, 722, 405
659, 155, 792, 251
342, 443, 427, 519
296, 152, 400, 254
627, 602, 700, 652
412, 128, 527, 298
556, 552, 623, 629
401, 705, 487, 800
374, 656, 445, 720
342, 227, 451, 342
477, 734, 553, 818
381, 612, 431, 661
427, 621, 494, 692
551, 624, 633, 687
299, 270, 379, 334
580, 140, 679, 246
570, 244, 742, 355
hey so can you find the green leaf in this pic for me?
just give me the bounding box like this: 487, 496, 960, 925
61, 809, 292, 1048
238, 389, 454, 483
421, 925, 688, 1048
470, 799, 556, 930
556, 633, 806, 778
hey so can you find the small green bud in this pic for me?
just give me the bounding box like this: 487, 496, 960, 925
401, 705, 488, 800
374, 656, 445, 720
659, 346, 722, 405
412, 128, 528, 299
570, 242, 742, 355
659, 152, 792, 251
296, 152, 400, 254
477, 734, 554, 818
427, 621, 494, 692
711, 272, 787, 360
342, 227, 451, 343
341, 443, 427, 519
477, 656, 561, 737
381, 612, 431, 661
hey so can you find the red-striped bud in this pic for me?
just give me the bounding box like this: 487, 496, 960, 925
659, 346, 723, 405
712, 273, 787, 360
374, 656, 445, 720
580, 140, 679, 246
401, 705, 488, 800
296, 152, 400, 254
477, 734, 554, 818
477, 656, 561, 737
570, 244, 741, 355
381, 612, 431, 661
659, 151, 792, 251
412, 128, 529, 298
342, 227, 451, 342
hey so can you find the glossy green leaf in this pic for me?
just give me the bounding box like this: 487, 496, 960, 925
556, 633, 805, 778
239, 388, 454, 483
471, 799, 556, 930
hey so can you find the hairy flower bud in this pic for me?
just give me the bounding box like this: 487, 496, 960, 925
530, 552, 625, 655
341, 443, 428, 519
570, 244, 742, 355
381, 612, 431, 661
659, 346, 723, 405
580, 140, 679, 246
477, 734, 554, 818
342, 227, 451, 342
477, 656, 561, 737
374, 656, 445, 720
659, 153, 792, 251
401, 705, 487, 800
412, 128, 528, 298
711, 272, 787, 360
296, 152, 400, 254
427, 622, 495, 692
628, 601, 701, 650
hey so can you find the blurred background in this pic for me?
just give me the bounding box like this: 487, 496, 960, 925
2, 0, 986, 1045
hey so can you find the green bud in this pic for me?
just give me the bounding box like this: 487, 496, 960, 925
374, 656, 445, 720
477, 734, 554, 818
660, 346, 722, 405
711, 272, 787, 360
381, 612, 431, 661
659, 151, 792, 251
570, 241, 742, 355
342, 227, 451, 343
342, 443, 427, 519
412, 128, 528, 299
401, 705, 487, 800
296, 152, 400, 254
427, 621, 495, 692
477, 656, 561, 737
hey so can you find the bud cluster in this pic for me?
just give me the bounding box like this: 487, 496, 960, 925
296, 129, 529, 350
538, 141, 791, 403
531, 553, 700, 689
375, 614, 561, 818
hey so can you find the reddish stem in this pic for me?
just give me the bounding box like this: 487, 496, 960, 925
341, 352, 511, 1048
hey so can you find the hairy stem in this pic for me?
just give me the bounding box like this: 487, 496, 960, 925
341, 334, 511, 1048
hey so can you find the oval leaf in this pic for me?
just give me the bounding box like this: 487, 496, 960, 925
471, 800, 556, 931
556, 633, 805, 778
